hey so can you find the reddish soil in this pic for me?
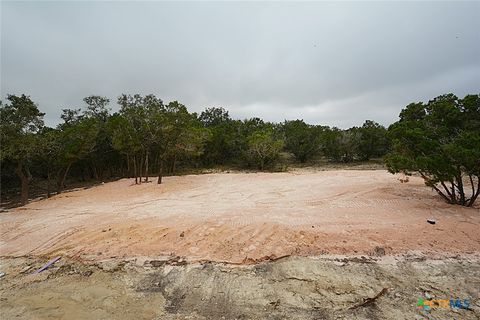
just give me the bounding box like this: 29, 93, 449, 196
1, 170, 479, 263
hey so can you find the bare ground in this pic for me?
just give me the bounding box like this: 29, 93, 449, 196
1, 254, 479, 319
1, 170, 479, 262
1, 170, 479, 319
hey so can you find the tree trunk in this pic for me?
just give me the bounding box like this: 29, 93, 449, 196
47, 169, 51, 198
133, 155, 138, 184
139, 154, 143, 184
450, 181, 456, 204
171, 154, 177, 174
15, 162, 29, 205
92, 162, 99, 180
126, 154, 131, 178
468, 175, 480, 207
57, 162, 72, 194
158, 160, 163, 184
145, 150, 149, 182
455, 170, 466, 205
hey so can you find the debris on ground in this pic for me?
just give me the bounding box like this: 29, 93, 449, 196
372, 246, 386, 256
349, 288, 388, 309
33, 256, 61, 274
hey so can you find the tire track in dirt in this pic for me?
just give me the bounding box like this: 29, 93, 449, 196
2, 171, 479, 262
28, 227, 83, 255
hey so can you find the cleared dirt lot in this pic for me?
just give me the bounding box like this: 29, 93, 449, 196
1, 170, 480, 319
1, 170, 479, 263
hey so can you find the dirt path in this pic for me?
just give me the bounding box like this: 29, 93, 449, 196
1, 170, 479, 263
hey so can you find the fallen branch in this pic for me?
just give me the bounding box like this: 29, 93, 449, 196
349, 288, 388, 310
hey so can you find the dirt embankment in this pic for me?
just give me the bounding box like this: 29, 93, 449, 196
1, 254, 479, 320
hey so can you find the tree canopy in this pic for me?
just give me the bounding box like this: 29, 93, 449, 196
385, 94, 480, 207
0, 95, 44, 204
2, 92, 477, 208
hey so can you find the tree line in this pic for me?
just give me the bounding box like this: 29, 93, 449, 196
1, 93, 478, 207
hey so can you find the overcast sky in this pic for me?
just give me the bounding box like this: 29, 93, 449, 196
1, 1, 479, 128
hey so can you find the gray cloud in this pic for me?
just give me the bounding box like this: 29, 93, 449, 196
2, 1, 479, 128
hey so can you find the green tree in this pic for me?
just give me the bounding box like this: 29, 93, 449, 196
0, 95, 44, 204
36, 127, 62, 197
56, 111, 99, 193
83, 96, 110, 121
153, 100, 208, 181
200, 107, 237, 165
246, 128, 283, 170
199, 107, 230, 127
358, 120, 389, 160
114, 94, 151, 184
385, 94, 480, 207
283, 120, 321, 163
321, 127, 342, 161
337, 128, 361, 162
321, 127, 361, 162
83, 96, 115, 180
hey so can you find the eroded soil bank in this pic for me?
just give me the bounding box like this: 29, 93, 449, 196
1, 254, 479, 320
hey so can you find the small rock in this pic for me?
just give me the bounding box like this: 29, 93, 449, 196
179, 231, 185, 238
427, 219, 436, 225
98, 260, 122, 272
425, 292, 432, 299
373, 246, 386, 256
82, 270, 93, 277
149, 260, 165, 268
0, 272, 6, 278
20, 266, 32, 274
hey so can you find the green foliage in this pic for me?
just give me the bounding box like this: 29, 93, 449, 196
163, 101, 208, 167
9, 91, 476, 210
83, 96, 110, 121
0, 95, 44, 203
246, 127, 283, 170
200, 107, 238, 165
199, 107, 231, 127
58, 115, 99, 163
0, 94, 44, 162
357, 120, 389, 160
109, 95, 208, 181
385, 94, 480, 206
282, 120, 321, 163
321, 127, 362, 162
320, 122, 388, 162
